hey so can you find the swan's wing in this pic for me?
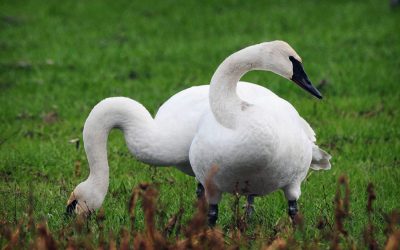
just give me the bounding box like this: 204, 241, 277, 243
299, 117, 332, 170
299, 117, 316, 143
153, 85, 210, 157
237, 81, 278, 103
238, 82, 332, 170
155, 85, 209, 121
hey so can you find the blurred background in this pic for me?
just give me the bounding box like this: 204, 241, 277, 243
0, 0, 399, 245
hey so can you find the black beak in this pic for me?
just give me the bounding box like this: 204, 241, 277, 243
289, 56, 322, 99
66, 200, 78, 215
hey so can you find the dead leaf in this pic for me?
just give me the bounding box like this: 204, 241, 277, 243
43, 111, 59, 124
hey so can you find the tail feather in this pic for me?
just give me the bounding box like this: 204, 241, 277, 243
310, 146, 331, 170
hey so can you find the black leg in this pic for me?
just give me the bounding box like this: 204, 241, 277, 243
244, 195, 255, 218
196, 182, 205, 199
288, 200, 298, 221
208, 204, 218, 227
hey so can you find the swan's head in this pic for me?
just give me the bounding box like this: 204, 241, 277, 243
66, 180, 105, 216
258, 40, 322, 99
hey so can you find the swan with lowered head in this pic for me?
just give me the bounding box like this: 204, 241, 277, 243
66, 81, 282, 215
189, 41, 331, 225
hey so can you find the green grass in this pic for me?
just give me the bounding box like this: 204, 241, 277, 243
1, 0, 399, 247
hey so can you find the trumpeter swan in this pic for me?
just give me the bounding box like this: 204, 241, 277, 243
189, 41, 331, 225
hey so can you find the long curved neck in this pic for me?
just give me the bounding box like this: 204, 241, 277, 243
82, 97, 179, 194
209, 44, 263, 128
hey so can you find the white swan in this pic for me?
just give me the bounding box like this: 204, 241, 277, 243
66, 81, 280, 215
189, 41, 331, 225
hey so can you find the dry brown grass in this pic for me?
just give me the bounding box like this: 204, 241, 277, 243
1, 176, 399, 249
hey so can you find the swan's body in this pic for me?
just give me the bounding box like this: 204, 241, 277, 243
190, 91, 322, 198
67, 81, 284, 214
189, 41, 331, 224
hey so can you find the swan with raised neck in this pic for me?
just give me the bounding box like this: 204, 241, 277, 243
189, 41, 329, 225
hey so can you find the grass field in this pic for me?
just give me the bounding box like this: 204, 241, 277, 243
1, 0, 400, 248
